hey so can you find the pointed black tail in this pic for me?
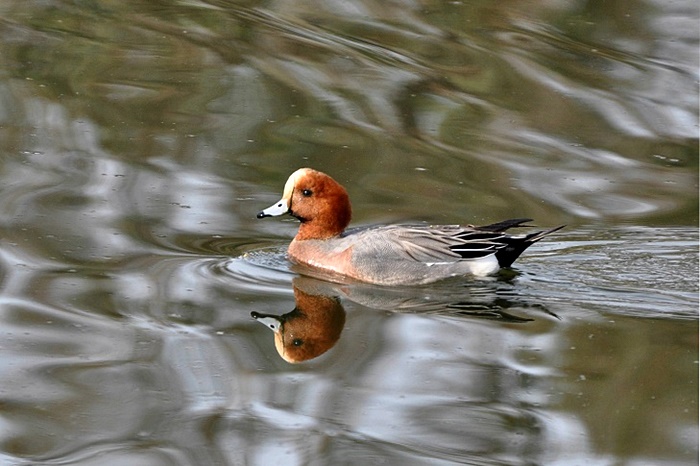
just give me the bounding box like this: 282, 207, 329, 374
477, 219, 565, 268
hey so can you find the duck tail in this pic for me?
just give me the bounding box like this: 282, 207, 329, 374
477, 220, 565, 268
477, 218, 534, 232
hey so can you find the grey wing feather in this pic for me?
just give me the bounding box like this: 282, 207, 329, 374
352, 225, 505, 263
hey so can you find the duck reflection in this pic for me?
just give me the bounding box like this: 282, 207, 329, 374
251, 278, 346, 363
253, 276, 558, 363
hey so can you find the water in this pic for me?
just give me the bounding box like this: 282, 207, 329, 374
0, 1, 697, 465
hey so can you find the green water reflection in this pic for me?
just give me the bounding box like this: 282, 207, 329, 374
0, 0, 697, 465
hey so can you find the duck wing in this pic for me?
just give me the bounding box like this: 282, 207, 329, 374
351, 225, 507, 263
348, 220, 564, 266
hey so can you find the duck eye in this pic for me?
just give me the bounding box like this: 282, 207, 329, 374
292, 338, 303, 346
301, 189, 312, 197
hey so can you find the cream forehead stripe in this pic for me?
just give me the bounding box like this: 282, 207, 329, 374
283, 168, 311, 199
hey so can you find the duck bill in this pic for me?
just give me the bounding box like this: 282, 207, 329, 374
257, 198, 289, 218
258, 170, 301, 218
251, 311, 283, 332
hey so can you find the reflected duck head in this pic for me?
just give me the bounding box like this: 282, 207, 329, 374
251, 284, 346, 363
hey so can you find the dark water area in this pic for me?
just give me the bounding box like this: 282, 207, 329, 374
0, 1, 697, 465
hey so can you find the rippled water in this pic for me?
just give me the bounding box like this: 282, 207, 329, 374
0, 1, 697, 465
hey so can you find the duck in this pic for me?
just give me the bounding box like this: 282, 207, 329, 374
257, 168, 564, 286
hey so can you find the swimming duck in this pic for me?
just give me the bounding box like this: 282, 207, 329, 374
258, 168, 563, 286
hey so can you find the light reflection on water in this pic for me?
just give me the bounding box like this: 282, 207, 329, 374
0, 0, 697, 465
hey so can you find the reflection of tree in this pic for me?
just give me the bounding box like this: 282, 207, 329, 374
2, 0, 695, 225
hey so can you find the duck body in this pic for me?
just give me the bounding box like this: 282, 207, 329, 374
258, 168, 563, 286
288, 224, 502, 285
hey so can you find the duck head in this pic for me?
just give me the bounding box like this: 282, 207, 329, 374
257, 168, 352, 240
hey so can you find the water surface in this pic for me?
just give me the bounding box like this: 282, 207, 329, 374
0, 1, 697, 465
